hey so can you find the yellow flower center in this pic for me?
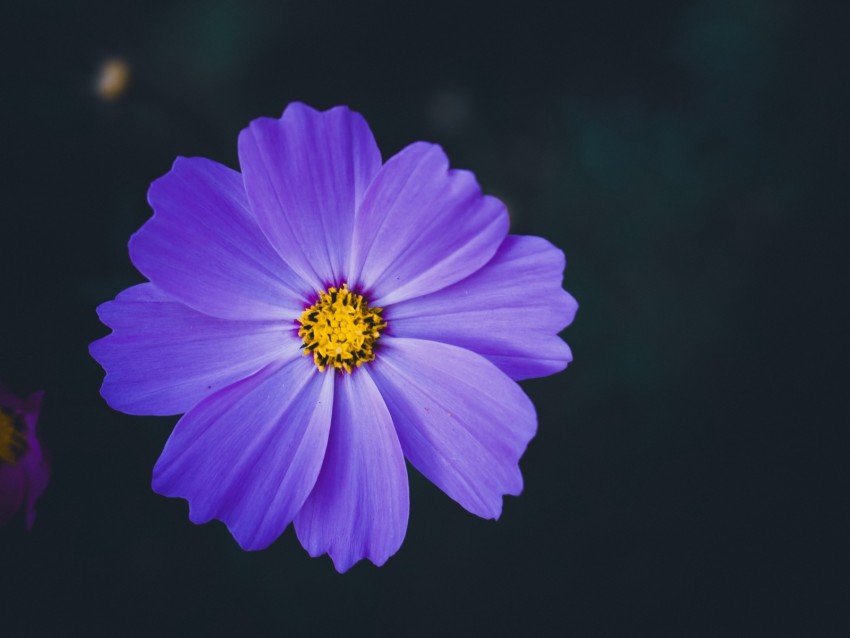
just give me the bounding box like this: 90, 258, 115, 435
298, 284, 387, 373
0, 407, 27, 465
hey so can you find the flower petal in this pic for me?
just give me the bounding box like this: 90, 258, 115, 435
387, 235, 578, 380
369, 338, 536, 519
238, 103, 382, 288
0, 463, 26, 527
152, 356, 334, 551
0, 388, 46, 529
349, 142, 509, 306
90, 283, 296, 416
130, 156, 308, 321
21, 390, 48, 530
294, 370, 409, 572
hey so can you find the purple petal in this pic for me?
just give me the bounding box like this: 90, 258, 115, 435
294, 370, 409, 572
238, 103, 382, 288
21, 391, 48, 530
369, 338, 536, 519
0, 463, 25, 527
114, 283, 163, 302
130, 156, 309, 321
90, 283, 297, 416
0, 390, 47, 529
152, 356, 334, 551
387, 235, 578, 380
348, 142, 509, 306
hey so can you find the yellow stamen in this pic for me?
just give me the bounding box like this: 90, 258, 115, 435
0, 407, 27, 465
298, 284, 387, 373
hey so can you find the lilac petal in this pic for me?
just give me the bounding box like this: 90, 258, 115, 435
130, 156, 308, 321
348, 142, 509, 306
369, 338, 536, 519
387, 235, 578, 380
90, 283, 296, 416
0, 463, 25, 527
21, 391, 48, 530
114, 282, 165, 302
238, 103, 382, 288
152, 356, 334, 551
294, 370, 409, 572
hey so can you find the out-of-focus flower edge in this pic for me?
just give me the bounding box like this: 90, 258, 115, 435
0, 385, 49, 530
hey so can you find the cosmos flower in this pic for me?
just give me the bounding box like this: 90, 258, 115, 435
90, 103, 577, 571
0, 385, 49, 530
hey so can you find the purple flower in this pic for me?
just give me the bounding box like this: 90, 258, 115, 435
0, 385, 49, 530
90, 103, 577, 571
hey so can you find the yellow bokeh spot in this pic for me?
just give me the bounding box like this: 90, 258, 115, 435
96, 58, 131, 101
298, 284, 387, 373
0, 407, 26, 465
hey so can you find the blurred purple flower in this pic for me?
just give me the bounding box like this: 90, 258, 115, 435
0, 385, 49, 530
90, 103, 577, 571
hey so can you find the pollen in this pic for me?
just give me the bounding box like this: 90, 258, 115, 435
298, 284, 387, 373
0, 406, 27, 465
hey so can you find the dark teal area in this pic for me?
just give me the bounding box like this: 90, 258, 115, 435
1, 0, 845, 635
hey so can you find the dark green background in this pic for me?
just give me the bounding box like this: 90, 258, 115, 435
1, 0, 845, 635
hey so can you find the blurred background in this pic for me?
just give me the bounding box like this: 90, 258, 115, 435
1, 0, 845, 635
